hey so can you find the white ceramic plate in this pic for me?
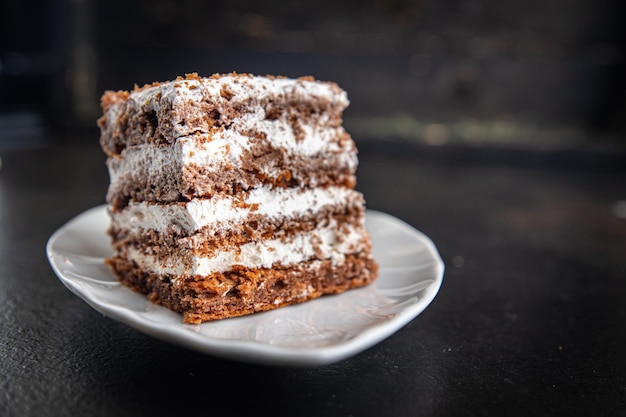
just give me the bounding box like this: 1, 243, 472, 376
47, 205, 444, 367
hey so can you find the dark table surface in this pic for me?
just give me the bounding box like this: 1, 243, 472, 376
1, 139, 625, 416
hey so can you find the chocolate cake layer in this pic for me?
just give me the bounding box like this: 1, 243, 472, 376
107, 252, 378, 323
99, 73, 348, 156
108, 189, 366, 257
106, 130, 357, 208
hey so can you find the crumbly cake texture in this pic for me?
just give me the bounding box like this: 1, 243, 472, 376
99, 72, 378, 323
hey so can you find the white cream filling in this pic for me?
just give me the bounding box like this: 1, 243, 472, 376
180, 120, 349, 162
108, 118, 356, 188
127, 221, 365, 276
112, 185, 362, 234
128, 75, 347, 116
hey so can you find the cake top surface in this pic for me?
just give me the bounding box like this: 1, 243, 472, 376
100, 72, 349, 112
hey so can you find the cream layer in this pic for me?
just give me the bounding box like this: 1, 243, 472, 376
124, 221, 368, 278
108, 117, 355, 178
111, 185, 363, 234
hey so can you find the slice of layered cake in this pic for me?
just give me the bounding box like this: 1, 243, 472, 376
98, 73, 378, 323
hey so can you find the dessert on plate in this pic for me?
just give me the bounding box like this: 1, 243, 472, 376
98, 73, 378, 323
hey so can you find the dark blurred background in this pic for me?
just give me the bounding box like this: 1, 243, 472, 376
1, 0, 625, 151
